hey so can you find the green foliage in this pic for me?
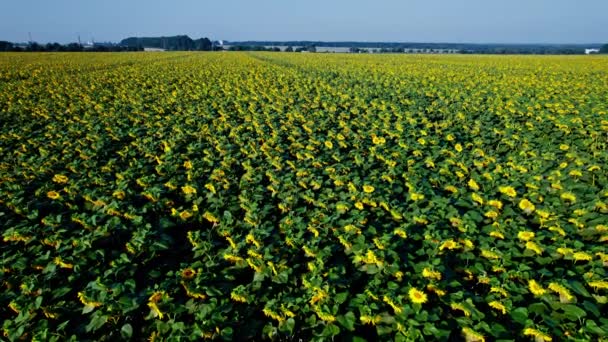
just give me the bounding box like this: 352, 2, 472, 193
0, 52, 607, 341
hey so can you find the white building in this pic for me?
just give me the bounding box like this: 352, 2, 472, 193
585, 48, 600, 55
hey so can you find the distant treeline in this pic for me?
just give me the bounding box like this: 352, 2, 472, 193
2, 36, 607, 54
229, 41, 608, 55
0, 41, 142, 52
119, 35, 218, 51
226, 45, 317, 52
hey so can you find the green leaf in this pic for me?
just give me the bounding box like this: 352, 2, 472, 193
335, 292, 349, 304
570, 281, 591, 297
85, 314, 108, 332
561, 304, 587, 321
321, 324, 340, 337
121, 324, 133, 339
284, 318, 296, 333
221, 327, 233, 339
585, 320, 607, 336
528, 303, 548, 315
83, 304, 97, 314
376, 324, 394, 335
337, 311, 356, 331
423, 323, 440, 335
582, 301, 601, 318
511, 307, 528, 325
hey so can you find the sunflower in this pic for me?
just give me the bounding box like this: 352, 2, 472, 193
230, 292, 248, 303
204, 183, 216, 194
525, 241, 543, 255
112, 190, 126, 200
408, 287, 428, 304
372, 136, 386, 145
360, 315, 383, 326
587, 280, 608, 290
47, 191, 61, 200
181, 268, 196, 279
179, 210, 193, 220
488, 199, 503, 209
517, 231, 535, 241
519, 199, 535, 214
468, 179, 480, 191
489, 231, 505, 239
498, 186, 517, 197
462, 327, 485, 342
523, 328, 552, 342
444, 185, 458, 193
410, 192, 425, 201
560, 192, 576, 203
528, 280, 546, 297
450, 302, 471, 317
548, 282, 574, 303
52, 174, 69, 184
572, 251, 592, 262
362, 185, 375, 193
484, 210, 499, 219
181, 185, 197, 195
471, 193, 484, 205
422, 268, 442, 281
439, 239, 460, 251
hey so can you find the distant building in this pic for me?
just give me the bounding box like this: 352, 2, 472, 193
585, 48, 600, 54
144, 47, 166, 52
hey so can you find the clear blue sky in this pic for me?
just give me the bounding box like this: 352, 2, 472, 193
1, 0, 606, 44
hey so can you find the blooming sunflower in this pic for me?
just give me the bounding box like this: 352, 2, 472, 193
528, 280, 546, 297
517, 231, 535, 241
519, 199, 535, 214
468, 179, 480, 191
181, 268, 196, 279
462, 327, 485, 342
408, 287, 428, 304
179, 210, 193, 220
47, 191, 61, 200
498, 186, 517, 198
52, 174, 69, 184
488, 301, 507, 314
560, 192, 576, 203
422, 268, 442, 280
181, 185, 197, 195
523, 328, 552, 342
363, 185, 375, 193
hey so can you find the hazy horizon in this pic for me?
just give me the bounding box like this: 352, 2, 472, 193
1, 0, 606, 44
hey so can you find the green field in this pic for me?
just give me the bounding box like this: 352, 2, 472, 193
1, 52, 608, 341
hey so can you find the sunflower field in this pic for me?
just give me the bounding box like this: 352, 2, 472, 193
1, 52, 608, 341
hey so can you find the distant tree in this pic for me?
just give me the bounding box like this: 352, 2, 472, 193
195, 38, 212, 51
0, 41, 13, 51
285, 46, 293, 52
45, 43, 63, 52
600, 44, 608, 54
271, 47, 280, 52
65, 43, 83, 52
26, 42, 44, 52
